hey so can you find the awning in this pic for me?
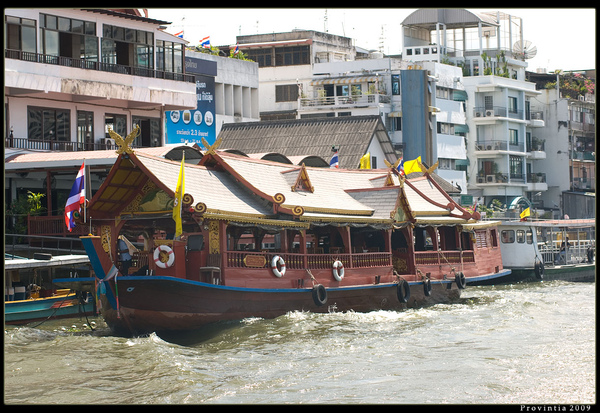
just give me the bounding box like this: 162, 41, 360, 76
310, 75, 382, 86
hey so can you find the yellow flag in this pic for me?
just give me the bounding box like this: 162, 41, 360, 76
403, 156, 422, 175
359, 153, 371, 169
520, 207, 530, 221
173, 154, 185, 238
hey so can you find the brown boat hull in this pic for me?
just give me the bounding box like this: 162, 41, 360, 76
99, 275, 461, 336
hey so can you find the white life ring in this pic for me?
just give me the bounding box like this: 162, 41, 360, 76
271, 255, 286, 278
153, 245, 175, 269
332, 260, 345, 281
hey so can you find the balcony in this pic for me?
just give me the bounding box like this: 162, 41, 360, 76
5, 136, 152, 152
299, 93, 390, 110
475, 140, 525, 153
5, 49, 195, 83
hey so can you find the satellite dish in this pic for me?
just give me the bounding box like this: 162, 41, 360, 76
513, 40, 538, 60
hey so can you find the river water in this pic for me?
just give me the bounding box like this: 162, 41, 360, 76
4, 280, 595, 405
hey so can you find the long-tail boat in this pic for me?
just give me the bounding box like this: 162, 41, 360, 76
54, 138, 509, 336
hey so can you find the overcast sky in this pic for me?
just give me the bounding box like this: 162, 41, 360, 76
147, 8, 596, 72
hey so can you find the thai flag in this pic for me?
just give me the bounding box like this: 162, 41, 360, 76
200, 36, 210, 48
65, 161, 85, 232
175, 30, 183, 38
397, 157, 405, 175
330, 151, 339, 168
233, 44, 239, 55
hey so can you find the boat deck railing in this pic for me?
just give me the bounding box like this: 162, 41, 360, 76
226, 251, 392, 270
538, 240, 595, 266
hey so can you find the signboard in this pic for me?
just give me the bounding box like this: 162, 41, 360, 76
165, 67, 216, 146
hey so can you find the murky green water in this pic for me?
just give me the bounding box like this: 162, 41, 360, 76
4, 281, 595, 404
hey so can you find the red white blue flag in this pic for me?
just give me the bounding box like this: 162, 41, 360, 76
200, 36, 210, 48
65, 161, 86, 232
330, 151, 339, 168
175, 30, 184, 38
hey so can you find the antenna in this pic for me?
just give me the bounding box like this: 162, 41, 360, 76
512, 40, 538, 60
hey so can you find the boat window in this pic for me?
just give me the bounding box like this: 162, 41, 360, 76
188, 234, 204, 251
490, 229, 498, 247
516, 230, 525, 243
526, 230, 533, 244
501, 230, 515, 244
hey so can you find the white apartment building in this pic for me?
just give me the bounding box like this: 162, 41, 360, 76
180, 49, 260, 138
402, 8, 554, 212
5, 8, 197, 150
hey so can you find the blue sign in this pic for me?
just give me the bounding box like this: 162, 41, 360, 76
165, 73, 216, 146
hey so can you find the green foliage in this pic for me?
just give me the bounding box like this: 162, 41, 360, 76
6, 191, 46, 235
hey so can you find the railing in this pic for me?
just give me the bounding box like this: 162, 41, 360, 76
226, 250, 391, 270
28, 215, 90, 237
475, 140, 525, 152
5, 48, 195, 83
538, 241, 595, 266
5, 233, 86, 258
414, 250, 475, 266
5, 136, 125, 151
299, 93, 390, 109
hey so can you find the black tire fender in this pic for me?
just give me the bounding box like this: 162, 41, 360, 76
397, 278, 411, 303
312, 284, 327, 306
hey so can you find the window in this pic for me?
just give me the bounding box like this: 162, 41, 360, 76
501, 230, 515, 244
105, 114, 127, 140
77, 111, 94, 150
40, 13, 98, 61
247, 45, 309, 67
490, 229, 498, 247
246, 48, 272, 67
5, 15, 37, 53
516, 230, 525, 243
509, 155, 523, 178
276, 85, 299, 102
28, 107, 70, 142
526, 229, 533, 244
509, 128, 518, 145
104, 24, 155, 71
508, 96, 518, 113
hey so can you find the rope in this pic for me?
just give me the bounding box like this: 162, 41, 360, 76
305, 268, 317, 286
28, 289, 75, 329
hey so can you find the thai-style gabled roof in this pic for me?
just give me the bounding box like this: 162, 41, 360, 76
87, 147, 478, 229
217, 115, 397, 170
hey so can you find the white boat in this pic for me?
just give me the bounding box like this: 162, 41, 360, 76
470, 219, 595, 285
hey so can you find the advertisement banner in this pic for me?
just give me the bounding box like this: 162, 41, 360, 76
165, 73, 216, 146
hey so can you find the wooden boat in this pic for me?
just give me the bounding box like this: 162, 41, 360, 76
5, 288, 93, 325
54, 141, 510, 336
5, 253, 95, 325
469, 219, 595, 285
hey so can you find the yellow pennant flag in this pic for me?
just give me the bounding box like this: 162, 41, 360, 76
403, 156, 422, 175
173, 154, 185, 238
359, 152, 371, 169
520, 207, 530, 221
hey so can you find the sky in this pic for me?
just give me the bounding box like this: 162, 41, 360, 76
147, 8, 595, 72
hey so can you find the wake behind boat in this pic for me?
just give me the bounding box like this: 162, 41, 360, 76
54, 141, 510, 337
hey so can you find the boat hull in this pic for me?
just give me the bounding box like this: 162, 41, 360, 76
4, 293, 94, 325
94, 275, 463, 336
469, 263, 595, 285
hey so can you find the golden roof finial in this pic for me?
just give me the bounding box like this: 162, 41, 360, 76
110, 125, 140, 155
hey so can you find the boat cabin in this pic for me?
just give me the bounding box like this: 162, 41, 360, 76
79, 142, 504, 289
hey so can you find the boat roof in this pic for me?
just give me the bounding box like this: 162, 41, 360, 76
87, 147, 479, 229
498, 219, 596, 229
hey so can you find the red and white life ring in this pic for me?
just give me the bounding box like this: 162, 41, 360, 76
153, 245, 175, 269
271, 255, 286, 277
332, 260, 345, 281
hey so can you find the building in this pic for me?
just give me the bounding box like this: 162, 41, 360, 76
401, 9, 555, 215
222, 29, 357, 121
527, 70, 596, 219
218, 115, 397, 170
5, 8, 196, 151
179, 49, 260, 143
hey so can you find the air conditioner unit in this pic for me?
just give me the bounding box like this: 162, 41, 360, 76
475, 111, 483, 117
486, 175, 496, 183
486, 145, 493, 150
477, 177, 485, 183
104, 138, 114, 149
485, 110, 494, 117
